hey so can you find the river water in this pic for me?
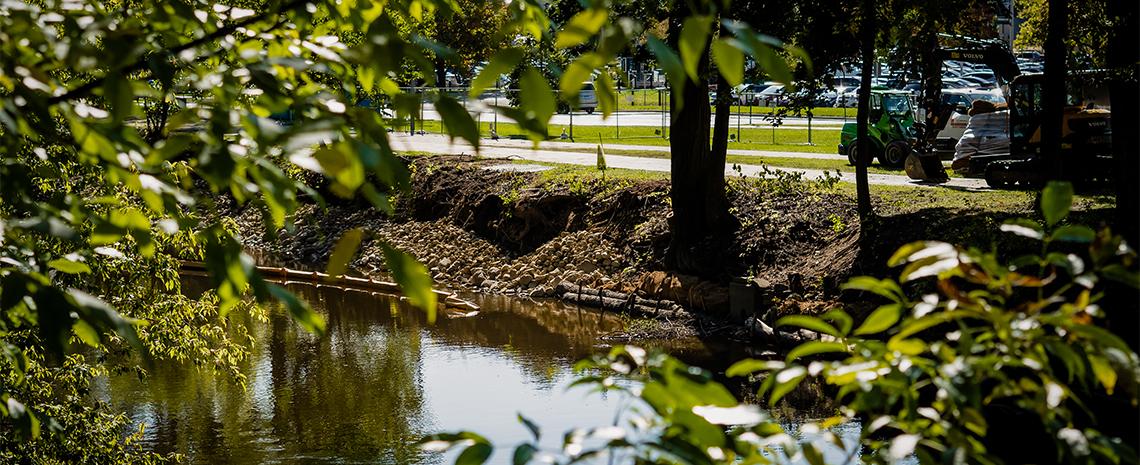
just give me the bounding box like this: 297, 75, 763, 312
95, 280, 856, 464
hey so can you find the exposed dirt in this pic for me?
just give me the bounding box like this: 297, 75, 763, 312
226, 154, 1114, 340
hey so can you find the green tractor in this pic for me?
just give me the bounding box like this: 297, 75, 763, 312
838, 88, 919, 168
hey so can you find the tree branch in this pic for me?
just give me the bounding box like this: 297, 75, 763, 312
47, 0, 310, 105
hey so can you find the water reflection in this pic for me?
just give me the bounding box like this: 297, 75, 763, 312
96, 279, 855, 464
97, 280, 643, 464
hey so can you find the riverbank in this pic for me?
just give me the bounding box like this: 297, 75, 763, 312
225, 154, 1116, 340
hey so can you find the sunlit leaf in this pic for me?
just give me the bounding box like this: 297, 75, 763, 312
853, 304, 902, 336
726, 359, 785, 377
774, 315, 841, 338
381, 243, 436, 323
1041, 181, 1073, 227
712, 38, 745, 86
1001, 218, 1045, 240
435, 94, 480, 151
48, 258, 90, 274
679, 16, 712, 83
555, 9, 608, 49
327, 228, 365, 278
786, 341, 848, 361
469, 48, 523, 98
594, 72, 617, 118
268, 284, 326, 334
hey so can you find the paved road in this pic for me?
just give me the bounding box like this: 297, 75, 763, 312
389, 134, 988, 190
418, 102, 849, 130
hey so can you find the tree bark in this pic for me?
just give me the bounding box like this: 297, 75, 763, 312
665, 6, 732, 276
1041, 0, 1067, 178
919, 34, 943, 149
711, 72, 731, 168
854, 0, 874, 220
1108, 0, 1139, 251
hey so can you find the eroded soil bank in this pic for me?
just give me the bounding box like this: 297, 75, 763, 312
227, 154, 1115, 339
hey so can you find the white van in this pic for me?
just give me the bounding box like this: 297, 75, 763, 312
578, 82, 597, 114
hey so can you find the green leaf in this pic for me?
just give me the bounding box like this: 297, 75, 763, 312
512, 443, 537, 465
470, 48, 523, 98
769, 366, 806, 405
327, 228, 365, 278
1001, 218, 1045, 240
853, 304, 902, 336
71, 320, 100, 347
381, 244, 437, 322
48, 258, 91, 274
435, 94, 480, 151
887, 241, 956, 268
726, 359, 785, 377
679, 16, 712, 83
821, 309, 854, 335
786, 341, 848, 361
456, 442, 493, 465
104, 74, 133, 123
646, 36, 685, 106
1089, 355, 1116, 394
518, 413, 541, 440
268, 284, 326, 334
594, 72, 617, 118
69, 289, 145, 354
712, 38, 745, 86
1041, 181, 1073, 227
841, 276, 903, 302
555, 9, 608, 49
1051, 224, 1096, 243
774, 315, 841, 338
560, 53, 603, 98
1101, 264, 1140, 289
312, 147, 349, 176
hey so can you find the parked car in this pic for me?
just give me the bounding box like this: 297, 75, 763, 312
734, 82, 777, 105
578, 82, 597, 114
757, 84, 785, 106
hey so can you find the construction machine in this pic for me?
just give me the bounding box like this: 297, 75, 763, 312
837, 88, 920, 168
905, 35, 1113, 188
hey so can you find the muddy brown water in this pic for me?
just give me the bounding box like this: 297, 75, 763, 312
95, 278, 859, 464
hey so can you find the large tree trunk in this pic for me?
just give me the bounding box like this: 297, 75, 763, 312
711, 73, 731, 169
665, 7, 732, 276
1109, 0, 1139, 251
1041, 0, 1067, 178
919, 34, 943, 149
854, 0, 874, 220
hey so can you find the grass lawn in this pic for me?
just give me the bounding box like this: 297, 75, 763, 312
505, 160, 1113, 215
410, 120, 842, 154
610, 89, 855, 118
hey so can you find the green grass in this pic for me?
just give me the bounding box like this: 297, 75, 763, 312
410, 120, 842, 154
609, 89, 855, 118
400, 152, 1115, 215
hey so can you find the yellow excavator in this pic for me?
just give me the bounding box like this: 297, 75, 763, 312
905, 36, 1113, 189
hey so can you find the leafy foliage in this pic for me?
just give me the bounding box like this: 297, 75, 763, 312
731, 181, 1140, 464
431, 182, 1139, 465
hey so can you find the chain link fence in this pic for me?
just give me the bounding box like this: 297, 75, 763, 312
380, 87, 847, 147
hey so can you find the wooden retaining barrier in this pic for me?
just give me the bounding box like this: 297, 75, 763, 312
179, 261, 480, 312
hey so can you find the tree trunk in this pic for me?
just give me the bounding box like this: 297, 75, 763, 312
1109, 0, 1139, 251
711, 73, 731, 169
1041, 0, 1067, 178
919, 34, 943, 149
854, 0, 874, 220
665, 7, 732, 276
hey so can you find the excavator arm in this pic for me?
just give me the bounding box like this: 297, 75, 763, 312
906, 35, 1019, 181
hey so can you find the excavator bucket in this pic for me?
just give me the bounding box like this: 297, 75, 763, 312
904, 153, 949, 182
